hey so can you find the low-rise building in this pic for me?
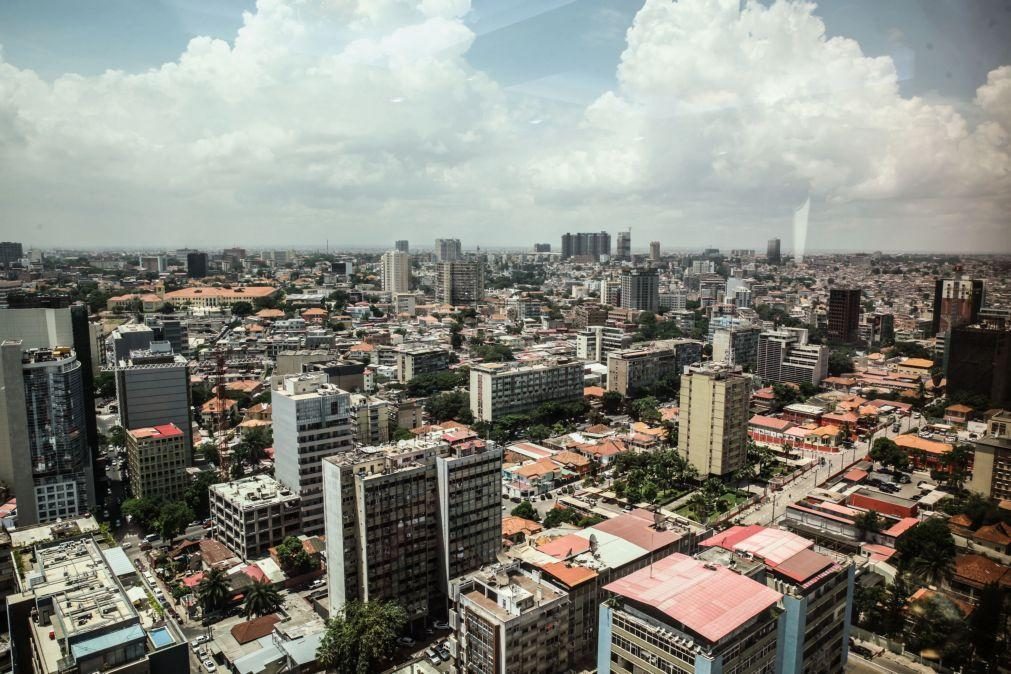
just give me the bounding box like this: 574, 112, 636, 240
576, 326, 633, 364
394, 344, 450, 383
209, 475, 302, 561
606, 339, 703, 396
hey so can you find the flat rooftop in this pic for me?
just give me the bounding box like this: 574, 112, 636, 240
211, 474, 299, 509
604, 553, 782, 644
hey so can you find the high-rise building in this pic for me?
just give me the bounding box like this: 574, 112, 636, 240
619, 268, 659, 312
828, 288, 862, 343
272, 373, 354, 535
767, 237, 782, 264
144, 315, 189, 356
126, 423, 188, 502
533, 243, 551, 253
470, 360, 583, 422
0, 241, 23, 269
648, 240, 661, 260
931, 276, 984, 336
659, 288, 688, 312
348, 393, 391, 446
115, 349, 193, 457
395, 239, 410, 253
186, 251, 208, 278
111, 323, 155, 363
947, 325, 1011, 409
678, 363, 749, 476
616, 230, 631, 260
598, 553, 782, 674
450, 562, 570, 674
0, 344, 96, 524
606, 339, 703, 396
560, 232, 611, 260
712, 325, 761, 371
209, 474, 302, 561
576, 325, 633, 364
700, 526, 855, 674
435, 238, 462, 262
380, 249, 411, 294
0, 299, 102, 507
394, 344, 451, 382
323, 433, 502, 627
733, 286, 753, 308
757, 329, 829, 386
968, 411, 1011, 501
572, 303, 609, 329
435, 261, 484, 305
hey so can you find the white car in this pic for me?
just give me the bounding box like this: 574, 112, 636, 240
191, 636, 210, 648
121, 542, 132, 549
202, 660, 216, 672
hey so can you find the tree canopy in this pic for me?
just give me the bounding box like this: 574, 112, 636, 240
317, 600, 408, 674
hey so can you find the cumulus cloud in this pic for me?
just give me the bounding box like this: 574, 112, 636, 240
0, 0, 1008, 251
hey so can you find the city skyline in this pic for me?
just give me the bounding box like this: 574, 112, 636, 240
1, 0, 1009, 252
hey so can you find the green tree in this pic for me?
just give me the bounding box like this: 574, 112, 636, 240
827, 349, 854, 376
630, 397, 661, 424
855, 511, 882, 540
510, 500, 539, 522
940, 444, 972, 492
896, 517, 956, 584
424, 390, 473, 424
197, 568, 231, 613
108, 425, 129, 448
122, 497, 160, 530
317, 600, 408, 674
601, 391, 624, 415
527, 424, 552, 442
905, 593, 969, 667
968, 584, 1003, 667
231, 301, 253, 317
157, 501, 195, 541
185, 470, 221, 519
94, 370, 116, 398
275, 536, 319, 575
870, 437, 909, 472
243, 580, 282, 618
542, 507, 580, 529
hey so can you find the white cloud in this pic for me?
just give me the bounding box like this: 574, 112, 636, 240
0, 0, 1008, 251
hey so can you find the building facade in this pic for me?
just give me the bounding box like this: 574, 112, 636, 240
616, 231, 631, 261
395, 344, 451, 383
115, 351, 193, 456
381, 250, 411, 294
678, 363, 750, 477
712, 325, 760, 371
757, 329, 829, 387
126, 424, 188, 502
577, 326, 633, 364
606, 339, 703, 396
619, 268, 659, 312
561, 232, 611, 261
947, 325, 1011, 409
272, 373, 354, 536
767, 238, 782, 264
209, 474, 302, 560
827, 288, 861, 344
932, 277, 984, 337
436, 261, 484, 306
435, 238, 463, 262
469, 360, 583, 422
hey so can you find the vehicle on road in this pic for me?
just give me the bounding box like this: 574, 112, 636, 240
121, 542, 132, 549
397, 636, 415, 647
433, 620, 450, 630
850, 643, 875, 658
191, 636, 209, 648
202, 659, 216, 672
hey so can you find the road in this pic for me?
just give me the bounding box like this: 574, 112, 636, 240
741, 414, 924, 526
846, 652, 934, 674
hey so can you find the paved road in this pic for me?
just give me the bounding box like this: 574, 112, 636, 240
847, 653, 933, 674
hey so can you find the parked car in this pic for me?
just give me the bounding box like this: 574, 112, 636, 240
202, 659, 217, 672
433, 620, 450, 630
397, 637, 415, 647
121, 542, 132, 549
437, 649, 450, 662
850, 644, 875, 658
190, 636, 209, 648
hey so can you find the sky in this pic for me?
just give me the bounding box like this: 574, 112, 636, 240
0, 0, 1009, 253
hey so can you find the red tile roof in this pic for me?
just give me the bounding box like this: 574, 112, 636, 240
230, 614, 280, 644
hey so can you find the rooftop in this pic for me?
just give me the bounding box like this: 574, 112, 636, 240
210, 475, 299, 510
604, 553, 782, 644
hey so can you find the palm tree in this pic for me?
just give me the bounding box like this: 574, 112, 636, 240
197, 568, 231, 613
244, 580, 282, 618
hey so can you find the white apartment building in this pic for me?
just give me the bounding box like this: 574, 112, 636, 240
381, 250, 411, 294
576, 325, 633, 364
757, 328, 829, 386
469, 360, 583, 422
272, 373, 353, 536
209, 474, 302, 561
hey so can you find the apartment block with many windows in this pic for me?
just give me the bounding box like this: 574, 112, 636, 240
209, 474, 302, 561
469, 360, 583, 422
126, 423, 188, 502
606, 339, 703, 396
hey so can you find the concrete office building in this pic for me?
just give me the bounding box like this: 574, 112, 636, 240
0, 344, 96, 525
947, 325, 1011, 409
560, 232, 611, 261
393, 292, 417, 316
932, 276, 984, 337
381, 250, 411, 294
470, 360, 583, 422
6, 520, 189, 674
969, 411, 1011, 501
649, 241, 661, 261
126, 424, 188, 502
450, 562, 570, 674
303, 360, 367, 391
607, 339, 703, 396
436, 261, 484, 306
533, 243, 551, 253
144, 316, 189, 356
577, 326, 633, 364
111, 323, 155, 364
712, 325, 761, 371
700, 526, 854, 674
323, 433, 502, 627
115, 350, 193, 456
678, 363, 750, 477
273, 373, 354, 536
616, 231, 631, 261
659, 289, 688, 312
767, 237, 782, 264
435, 238, 462, 262
573, 303, 609, 329
0, 240, 23, 268
597, 553, 782, 674
757, 329, 829, 387
209, 474, 302, 561
828, 288, 862, 343
186, 251, 208, 278
734, 286, 753, 308
395, 240, 410, 252
619, 268, 659, 312
349, 393, 391, 446
394, 343, 451, 383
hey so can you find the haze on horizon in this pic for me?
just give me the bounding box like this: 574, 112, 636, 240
0, 0, 1009, 253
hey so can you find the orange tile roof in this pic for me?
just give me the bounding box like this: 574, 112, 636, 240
583, 386, 606, 397
537, 561, 598, 587
231, 614, 280, 644
502, 516, 543, 538
514, 458, 558, 478
953, 554, 1009, 586
895, 434, 953, 455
